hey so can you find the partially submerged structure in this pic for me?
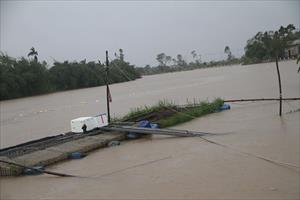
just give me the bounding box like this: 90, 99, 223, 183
0, 100, 228, 176
285, 39, 300, 59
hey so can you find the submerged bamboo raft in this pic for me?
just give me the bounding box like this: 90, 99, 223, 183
0, 124, 217, 176
0, 131, 126, 176
0, 126, 213, 176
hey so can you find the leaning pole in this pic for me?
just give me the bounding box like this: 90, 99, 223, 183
105, 51, 111, 123
275, 55, 283, 116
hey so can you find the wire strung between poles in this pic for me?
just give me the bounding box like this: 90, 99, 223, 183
0, 159, 80, 177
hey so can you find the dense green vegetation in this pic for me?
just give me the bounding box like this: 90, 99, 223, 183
242, 24, 300, 65
158, 98, 224, 127
121, 100, 176, 121
0, 49, 141, 100
119, 98, 224, 128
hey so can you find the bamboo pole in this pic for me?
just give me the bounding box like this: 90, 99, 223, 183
101, 125, 216, 137
224, 97, 300, 103
275, 55, 283, 116
0, 159, 76, 177
105, 51, 111, 123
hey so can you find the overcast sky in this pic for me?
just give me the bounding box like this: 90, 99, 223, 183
1, 0, 299, 67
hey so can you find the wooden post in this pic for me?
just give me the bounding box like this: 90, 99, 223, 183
105, 51, 111, 123
275, 55, 283, 116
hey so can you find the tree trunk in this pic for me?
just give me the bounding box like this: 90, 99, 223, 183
275, 56, 282, 116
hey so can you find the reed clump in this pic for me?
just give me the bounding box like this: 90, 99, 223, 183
158, 98, 224, 127
117, 98, 224, 127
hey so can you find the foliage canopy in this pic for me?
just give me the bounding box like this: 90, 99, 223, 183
243, 24, 299, 64
0, 50, 141, 100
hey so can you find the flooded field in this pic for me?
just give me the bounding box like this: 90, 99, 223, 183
1, 60, 299, 199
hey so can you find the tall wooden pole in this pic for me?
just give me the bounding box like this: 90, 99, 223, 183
105, 51, 111, 123
275, 55, 282, 116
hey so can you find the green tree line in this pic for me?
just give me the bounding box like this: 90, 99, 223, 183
137, 24, 299, 76
242, 24, 299, 64
0, 49, 141, 100
136, 47, 240, 76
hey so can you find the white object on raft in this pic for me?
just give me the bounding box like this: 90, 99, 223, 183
70, 113, 108, 133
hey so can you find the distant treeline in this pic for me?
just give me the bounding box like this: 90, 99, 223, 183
136, 58, 240, 76
137, 24, 300, 76
136, 45, 241, 76
0, 50, 140, 100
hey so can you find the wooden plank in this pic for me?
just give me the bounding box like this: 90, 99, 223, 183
101, 125, 214, 137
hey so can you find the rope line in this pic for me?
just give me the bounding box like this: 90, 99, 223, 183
198, 136, 300, 170
0, 159, 79, 177
108, 56, 134, 81
162, 105, 300, 171
0, 156, 172, 179
90, 156, 172, 179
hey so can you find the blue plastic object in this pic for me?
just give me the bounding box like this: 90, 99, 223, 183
69, 152, 85, 159
150, 123, 159, 129
220, 104, 231, 110
126, 121, 159, 139
137, 120, 151, 128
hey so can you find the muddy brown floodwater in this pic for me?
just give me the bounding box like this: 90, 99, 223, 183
1, 60, 300, 199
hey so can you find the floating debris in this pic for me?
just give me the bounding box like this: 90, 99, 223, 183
23, 165, 45, 175
108, 141, 121, 147
69, 152, 86, 159
219, 103, 231, 111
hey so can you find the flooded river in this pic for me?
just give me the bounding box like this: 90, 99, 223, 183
1, 60, 299, 199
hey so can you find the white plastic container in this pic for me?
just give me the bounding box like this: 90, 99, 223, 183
94, 113, 108, 128
70, 113, 108, 133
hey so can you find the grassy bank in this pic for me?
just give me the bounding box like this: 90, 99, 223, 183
119, 98, 224, 127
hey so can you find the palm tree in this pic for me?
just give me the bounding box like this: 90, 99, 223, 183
27, 47, 38, 62
119, 49, 124, 62
191, 50, 197, 59
224, 46, 232, 60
